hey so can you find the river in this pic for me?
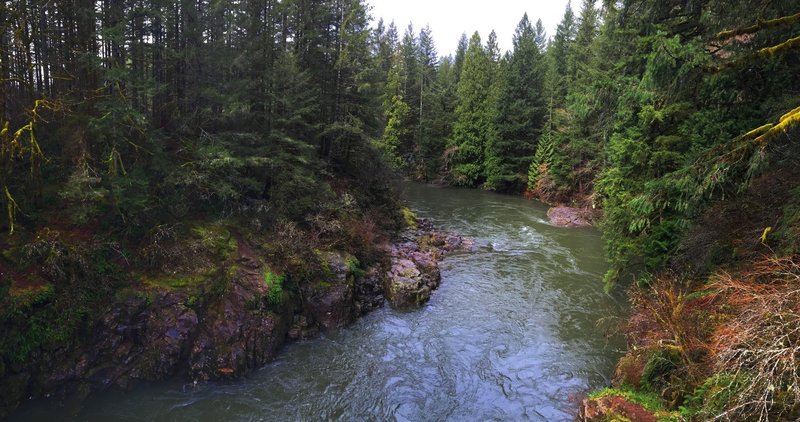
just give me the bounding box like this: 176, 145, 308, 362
14, 183, 625, 421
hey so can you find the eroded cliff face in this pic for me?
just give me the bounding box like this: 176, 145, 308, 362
1, 219, 467, 418
0, 258, 295, 417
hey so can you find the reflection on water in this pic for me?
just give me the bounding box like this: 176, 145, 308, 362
14, 183, 625, 421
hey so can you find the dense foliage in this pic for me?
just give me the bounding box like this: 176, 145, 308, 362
2, 0, 800, 418
1, 0, 403, 235
0, 0, 406, 389
372, 0, 800, 289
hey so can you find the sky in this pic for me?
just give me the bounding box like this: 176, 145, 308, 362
367, 0, 574, 56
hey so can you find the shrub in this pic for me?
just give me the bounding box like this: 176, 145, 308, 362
191, 224, 236, 260
21, 228, 91, 281
681, 373, 745, 420
345, 256, 364, 279
401, 207, 418, 229
707, 256, 800, 421
59, 162, 108, 224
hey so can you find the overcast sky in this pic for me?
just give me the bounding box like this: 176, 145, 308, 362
367, 0, 575, 56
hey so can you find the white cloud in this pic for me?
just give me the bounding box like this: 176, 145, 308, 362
367, 0, 574, 56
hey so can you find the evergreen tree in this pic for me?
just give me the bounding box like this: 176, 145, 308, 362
534, 18, 548, 52
486, 14, 547, 192
378, 94, 411, 169
447, 32, 496, 187
415, 25, 442, 179
428, 56, 458, 178
395, 24, 421, 163
548, 2, 577, 103
485, 30, 501, 63
567, 0, 600, 80
453, 33, 469, 83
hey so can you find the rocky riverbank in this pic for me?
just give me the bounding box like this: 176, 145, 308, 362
0, 218, 468, 419
385, 218, 474, 308
546, 206, 600, 228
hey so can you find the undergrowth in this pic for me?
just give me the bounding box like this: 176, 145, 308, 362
617, 255, 800, 421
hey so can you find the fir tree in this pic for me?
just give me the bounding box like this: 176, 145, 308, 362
548, 2, 577, 103
447, 32, 496, 187
486, 14, 547, 192
453, 33, 469, 83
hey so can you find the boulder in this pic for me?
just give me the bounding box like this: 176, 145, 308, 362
547, 206, 600, 228
384, 218, 467, 309
303, 252, 358, 330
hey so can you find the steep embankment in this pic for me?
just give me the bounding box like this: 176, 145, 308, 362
579, 145, 800, 420
0, 206, 466, 419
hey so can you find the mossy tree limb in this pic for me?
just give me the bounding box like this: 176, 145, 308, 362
0, 99, 57, 233
714, 12, 800, 41
754, 106, 800, 145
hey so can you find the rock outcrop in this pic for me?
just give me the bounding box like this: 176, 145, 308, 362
578, 395, 658, 422
384, 219, 471, 308
547, 206, 600, 228
1, 218, 467, 418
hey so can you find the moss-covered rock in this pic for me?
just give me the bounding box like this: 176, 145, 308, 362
303, 251, 358, 330
384, 218, 468, 309
580, 388, 677, 422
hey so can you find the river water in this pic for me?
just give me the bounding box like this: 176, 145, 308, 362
15, 183, 625, 421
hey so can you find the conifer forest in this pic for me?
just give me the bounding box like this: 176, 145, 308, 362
1, 0, 800, 420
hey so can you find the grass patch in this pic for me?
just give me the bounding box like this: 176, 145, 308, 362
113, 287, 154, 306
142, 273, 206, 290
263, 271, 285, 306
4, 284, 56, 316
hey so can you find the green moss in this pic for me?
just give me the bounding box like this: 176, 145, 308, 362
263, 271, 285, 306
0, 283, 94, 366
313, 280, 332, 290
401, 207, 418, 229
142, 273, 206, 290
589, 387, 667, 413
315, 251, 335, 280
345, 255, 365, 278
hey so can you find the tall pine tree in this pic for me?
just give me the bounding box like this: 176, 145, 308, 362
447, 32, 496, 186
486, 14, 547, 192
